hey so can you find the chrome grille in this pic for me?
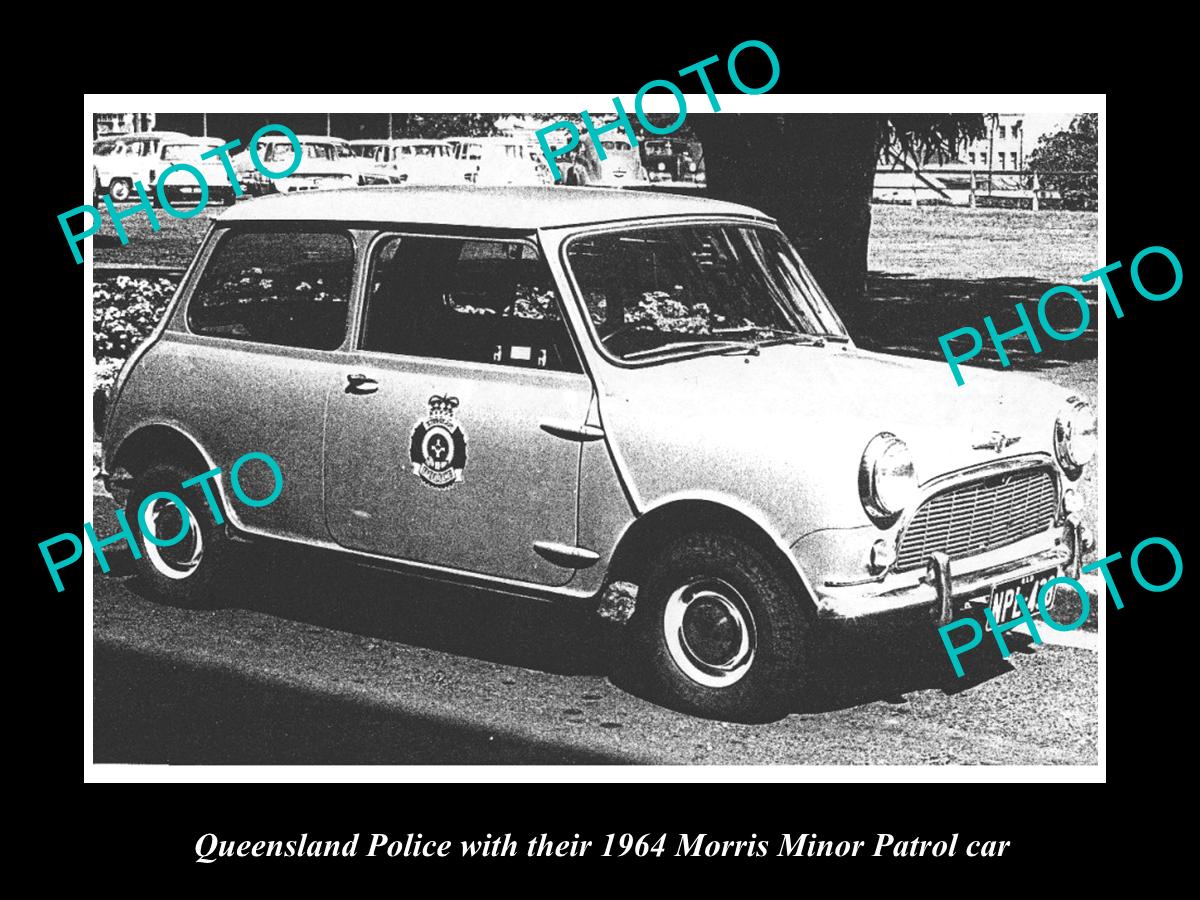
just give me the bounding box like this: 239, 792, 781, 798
894, 468, 1058, 572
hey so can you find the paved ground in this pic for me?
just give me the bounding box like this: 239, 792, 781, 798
92, 493, 1098, 766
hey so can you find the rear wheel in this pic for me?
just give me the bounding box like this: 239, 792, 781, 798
126, 462, 241, 608
626, 532, 812, 721
108, 178, 132, 202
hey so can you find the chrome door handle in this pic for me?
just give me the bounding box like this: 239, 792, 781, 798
345, 373, 378, 395
540, 420, 605, 442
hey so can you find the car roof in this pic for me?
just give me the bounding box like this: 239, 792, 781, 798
216, 186, 770, 229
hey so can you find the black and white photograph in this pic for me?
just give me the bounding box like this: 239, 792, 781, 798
78, 96, 1104, 771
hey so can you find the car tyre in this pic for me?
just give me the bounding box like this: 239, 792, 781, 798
109, 179, 132, 203
626, 531, 811, 722
125, 462, 242, 608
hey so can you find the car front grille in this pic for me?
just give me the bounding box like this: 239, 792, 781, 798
893, 467, 1058, 572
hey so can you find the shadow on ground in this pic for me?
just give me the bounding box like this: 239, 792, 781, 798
93, 641, 630, 764
856, 275, 1097, 369
96, 541, 1024, 743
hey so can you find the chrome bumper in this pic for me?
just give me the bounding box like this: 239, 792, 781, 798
815, 514, 1093, 624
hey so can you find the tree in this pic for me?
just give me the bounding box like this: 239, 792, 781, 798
691, 114, 985, 335
1027, 114, 1098, 210
389, 114, 503, 140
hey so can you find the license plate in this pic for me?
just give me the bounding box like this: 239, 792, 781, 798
180, 186, 200, 194
985, 568, 1057, 630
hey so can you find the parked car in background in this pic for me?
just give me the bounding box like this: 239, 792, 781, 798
152, 136, 239, 205
642, 139, 706, 189
235, 134, 360, 195
97, 185, 1095, 722
365, 139, 464, 186
450, 136, 553, 186
564, 131, 649, 188
92, 131, 191, 202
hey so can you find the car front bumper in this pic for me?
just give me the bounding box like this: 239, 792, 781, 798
810, 514, 1092, 625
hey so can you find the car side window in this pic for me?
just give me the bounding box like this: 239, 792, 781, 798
188, 229, 353, 350
362, 236, 581, 373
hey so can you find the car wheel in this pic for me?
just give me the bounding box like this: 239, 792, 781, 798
125, 462, 241, 608
627, 531, 812, 722
109, 179, 132, 203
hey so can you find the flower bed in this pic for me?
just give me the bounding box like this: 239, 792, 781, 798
93, 274, 179, 392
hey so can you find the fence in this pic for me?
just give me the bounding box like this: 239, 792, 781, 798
873, 167, 1095, 210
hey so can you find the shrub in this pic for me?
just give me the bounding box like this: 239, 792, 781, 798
93, 275, 178, 391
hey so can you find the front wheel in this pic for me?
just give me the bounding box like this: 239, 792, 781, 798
125, 462, 242, 607
626, 532, 812, 721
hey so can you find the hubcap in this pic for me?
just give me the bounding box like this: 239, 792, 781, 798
142, 497, 203, 580
663, 577, 757, 687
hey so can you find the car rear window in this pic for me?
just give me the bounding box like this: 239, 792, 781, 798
187, 229, 354, 350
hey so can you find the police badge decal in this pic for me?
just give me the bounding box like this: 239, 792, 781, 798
409, 395, 468, 489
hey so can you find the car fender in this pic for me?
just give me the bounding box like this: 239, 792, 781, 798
605, 488, 820, 614
107, 418, 250, 532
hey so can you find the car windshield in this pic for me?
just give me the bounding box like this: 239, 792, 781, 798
566, 224, 848, 362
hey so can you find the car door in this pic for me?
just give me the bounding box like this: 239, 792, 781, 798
164, 225, 359, 541
323, 232, 594, 587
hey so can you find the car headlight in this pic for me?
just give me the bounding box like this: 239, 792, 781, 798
859, 433, 919, 521
1054, 398, 1097, 479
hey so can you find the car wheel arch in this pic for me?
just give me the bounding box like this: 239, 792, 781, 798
604, 498, 818, 620
109, 424, 237, 526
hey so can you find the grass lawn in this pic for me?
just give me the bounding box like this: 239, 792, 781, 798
868, 205, 1099, 282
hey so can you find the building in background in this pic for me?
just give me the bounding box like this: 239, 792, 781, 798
94, 113, 156, 138
959, 113, 1024, 171
878, 113, 1025, 172
874, 113, 1031, 205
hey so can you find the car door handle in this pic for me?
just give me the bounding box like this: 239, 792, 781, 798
539, 420, 605, 442
345, 373, 378, 395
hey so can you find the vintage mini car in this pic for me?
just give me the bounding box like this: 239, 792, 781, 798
97, 186, 1096, 721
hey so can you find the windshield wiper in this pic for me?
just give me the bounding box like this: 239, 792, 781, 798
624, 339, 759, 360
712, 325, 826, 347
